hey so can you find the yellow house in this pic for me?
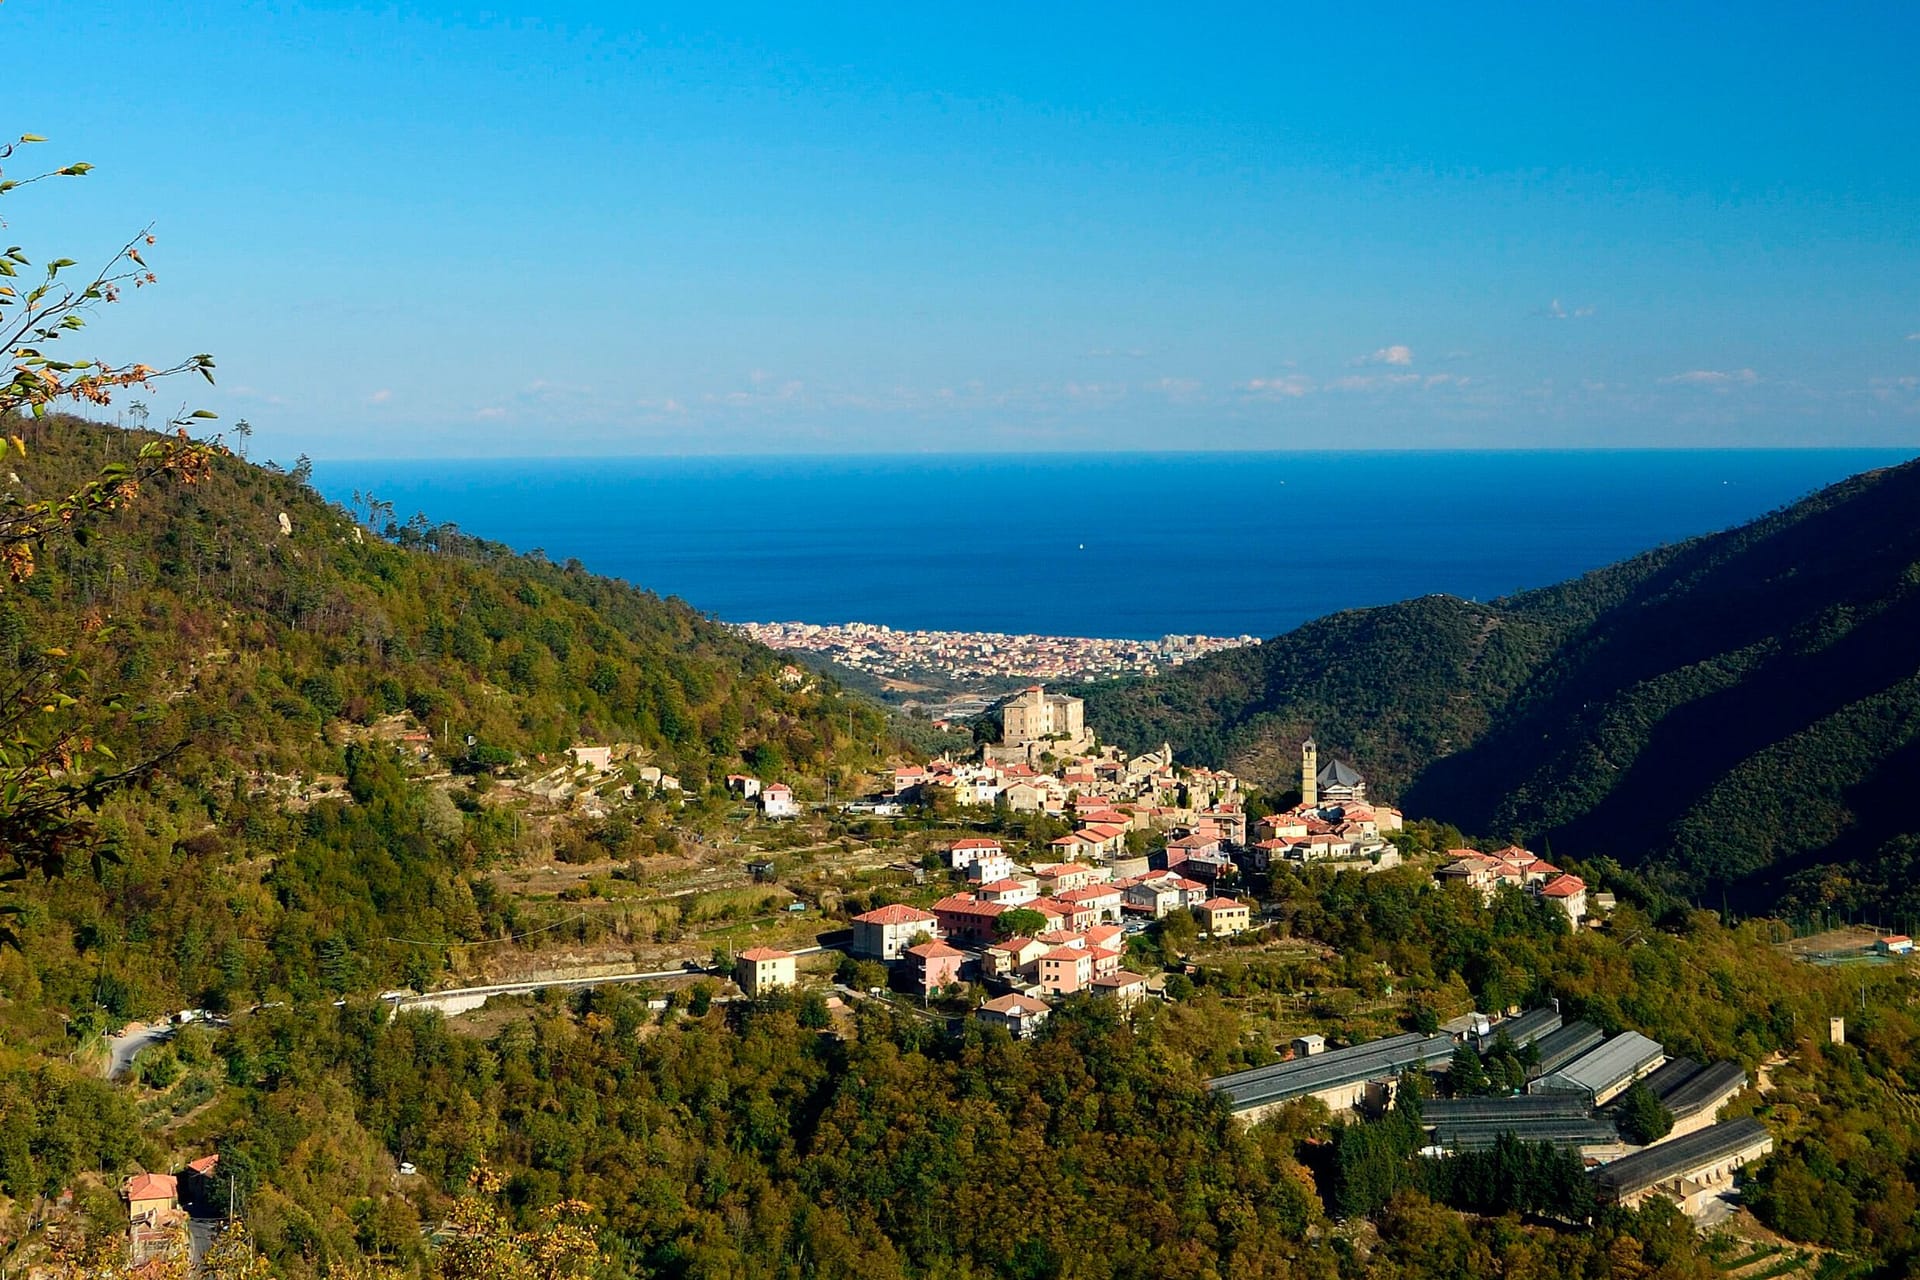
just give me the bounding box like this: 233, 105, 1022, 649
124, 1171, 178, 1221
1201, 897, 1252, 936
735, 948, 797, 997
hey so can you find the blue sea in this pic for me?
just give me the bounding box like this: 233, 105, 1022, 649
313, 451, 1914, 641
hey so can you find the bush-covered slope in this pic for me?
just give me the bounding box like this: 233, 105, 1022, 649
0, 417, 894, 1015
1083, 457, 1920, 915
6, 416, 890, 786
1409, 457, 1920, 911
1078, 595, 1561, 797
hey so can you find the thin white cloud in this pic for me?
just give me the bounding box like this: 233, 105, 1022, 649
1907, 332, 1920, 342
1351, 344, 1414, 367
475, 406, 507, 420
1661, 369, 1758, 387
367, 388, 393, 404
1238, 375, 1314, 399
1329, 372, 1422, 392
1538, 298, 1596, 320
1147, 377, 1204, 403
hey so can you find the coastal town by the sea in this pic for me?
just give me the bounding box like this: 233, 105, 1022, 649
736, 620, 1259, 686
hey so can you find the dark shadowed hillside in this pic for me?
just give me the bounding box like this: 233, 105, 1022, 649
1082, 458, 1920, 917
1076, 595, 1562, 797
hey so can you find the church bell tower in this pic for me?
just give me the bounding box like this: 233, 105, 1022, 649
1301, 737, 1318, 809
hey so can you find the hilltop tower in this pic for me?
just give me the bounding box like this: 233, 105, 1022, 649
1301, 737, 1318, 809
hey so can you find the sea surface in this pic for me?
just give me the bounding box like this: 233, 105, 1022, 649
313, 451, 1913, 641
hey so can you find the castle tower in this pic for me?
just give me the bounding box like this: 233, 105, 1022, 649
1301, 737, 1318, 810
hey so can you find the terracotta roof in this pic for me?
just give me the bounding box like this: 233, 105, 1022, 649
738, 947, 791, 962
1539, 875, 1587, 898
123, 1173, 177, 1203
980, 993, 1049, 1015
932, 894, 1009, 918
949, 838, 1001, 850
1092, 970, 1146, 988
852, 903, 938, 926
1201, 897, 1245, 911
186, 1154, 219, 1177
1057, 885, 1120, 904
1041, 946, 1090, 963
906, 940, 966, 959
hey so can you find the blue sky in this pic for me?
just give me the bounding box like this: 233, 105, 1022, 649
8, 2, 1919, 456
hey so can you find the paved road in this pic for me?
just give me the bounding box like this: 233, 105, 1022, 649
391, 939, 852, 1015
107, 1023, 172, 1081
188, 1217, 220, 1275
392, 966, 711, 1015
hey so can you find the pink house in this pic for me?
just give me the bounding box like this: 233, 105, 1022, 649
1039, 945, 1094, 995
905, 940, 967, 994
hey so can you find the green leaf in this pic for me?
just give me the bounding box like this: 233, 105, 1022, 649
190, 409, 218, 420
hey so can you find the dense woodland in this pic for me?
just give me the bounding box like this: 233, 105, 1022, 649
1080, 458, 1920, 921
13, 860, 1920, 1278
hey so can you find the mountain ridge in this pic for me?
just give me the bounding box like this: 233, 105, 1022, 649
1079, 457, 1920, 917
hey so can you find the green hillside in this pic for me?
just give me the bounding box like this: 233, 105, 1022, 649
1081, 458, 1920, 917
0, 416, 893, 1014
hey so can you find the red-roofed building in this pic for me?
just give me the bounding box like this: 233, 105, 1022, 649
760, 783, 797, 819
1536, 874, 1587, 923
932, 893, 1009, 944
1023, 897, 1072, 931
905, 940, 967, 994
1056, 884, 1124, 923
946, 837, 1004, 870
735, 947, 796, 997
124, 1172, 178, 1220
1201, 897, 1252, 936
1035, 862, 1103, 893
983, 935, 1049, 979
1091, 970, 1149, 1008
976, 993, 1050, 1038
1039, 945, 1094, 995
850, 903, 940, 960
977, 878, 1038, 906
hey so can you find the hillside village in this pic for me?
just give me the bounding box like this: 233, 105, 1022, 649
55, 675, 1919, 1276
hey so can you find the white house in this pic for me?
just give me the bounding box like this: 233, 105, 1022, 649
760, 783, 798, 819
850, 904, 940, 960
947, 838, 1004, 871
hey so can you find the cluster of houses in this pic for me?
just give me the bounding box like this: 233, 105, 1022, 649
830, 835, 1260, 1035
1209, 1006, 1771, 1215
1432, 844, 1611, 924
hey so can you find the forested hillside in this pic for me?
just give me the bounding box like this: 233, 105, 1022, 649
0, 416, 893, 1018
1082, 458, 1920, 917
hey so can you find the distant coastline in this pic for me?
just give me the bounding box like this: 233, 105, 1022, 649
315, 448, 1915, 641
737, 619, 1259, 687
